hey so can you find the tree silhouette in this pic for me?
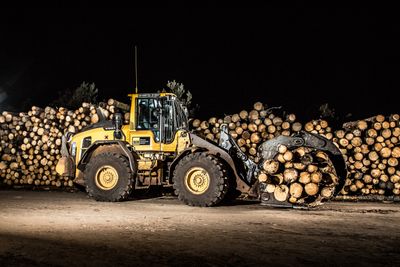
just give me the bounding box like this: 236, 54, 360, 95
51, 82, 98, 109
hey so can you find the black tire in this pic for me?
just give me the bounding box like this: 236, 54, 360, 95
173, 153, 229, 207
84, 152, 135, 202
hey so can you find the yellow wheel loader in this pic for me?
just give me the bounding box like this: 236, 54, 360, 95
56, 92, 347, 207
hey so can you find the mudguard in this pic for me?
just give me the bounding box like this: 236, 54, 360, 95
169, 133, 252, 194
78, 140, 138, 173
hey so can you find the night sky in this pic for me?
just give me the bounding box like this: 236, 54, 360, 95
1, 8, 400, 124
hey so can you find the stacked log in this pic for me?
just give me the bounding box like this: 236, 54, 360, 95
258, 145, 338, 206
0, 99, 130, 188
333, 114, 400, 196
303, 119, 333, 140
92, 99, 130, 125
191, 102, 303, 163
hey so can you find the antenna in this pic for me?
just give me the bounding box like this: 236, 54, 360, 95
135, 45, 138, 94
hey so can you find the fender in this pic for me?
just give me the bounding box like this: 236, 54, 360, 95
169, 133, 252, 194
77, 140, 138, 173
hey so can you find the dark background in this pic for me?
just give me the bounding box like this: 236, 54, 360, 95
0, 8, 399, 124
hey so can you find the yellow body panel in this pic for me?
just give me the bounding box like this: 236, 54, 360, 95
70, 126, 117, 179
127, 128, 161, 151
127, 128, 190, 153
72, 127, 116, 166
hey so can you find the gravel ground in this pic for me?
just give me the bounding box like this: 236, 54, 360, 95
0, 190, 399, 267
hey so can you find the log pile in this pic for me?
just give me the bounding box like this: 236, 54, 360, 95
1, 97, 400, 200
191, 102, 303, 163
303, 119, 333, 140
258, 146, 338, 206
0, 99, 129, 188
191, 102, 400, 199
332, 114, 400, 196
91, 99, 130, 125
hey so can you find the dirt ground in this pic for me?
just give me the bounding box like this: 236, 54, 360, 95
0, 190, 399, 267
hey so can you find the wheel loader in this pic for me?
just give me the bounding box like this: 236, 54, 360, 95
56, 92, 347, 208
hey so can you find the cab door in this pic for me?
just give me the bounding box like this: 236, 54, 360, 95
160, 99, 175, 151
130, 97, 162, 152
160, 98, 188, 152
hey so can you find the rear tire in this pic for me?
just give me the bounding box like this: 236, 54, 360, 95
84, 152, 135, 202
173, 153, 229, 207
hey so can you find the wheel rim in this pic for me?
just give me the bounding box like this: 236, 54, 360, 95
184, 167, 210, 195
95, 165, 119, 190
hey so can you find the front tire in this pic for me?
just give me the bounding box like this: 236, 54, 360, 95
173, 153, 229, 207
84, 152, 134, 202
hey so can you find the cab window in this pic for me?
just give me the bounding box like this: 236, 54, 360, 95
136, 98, 161, 141
162, 99, 188, 143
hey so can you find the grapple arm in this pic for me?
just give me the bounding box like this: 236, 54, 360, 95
219, 125, 258, 184
258, 131, 342, 160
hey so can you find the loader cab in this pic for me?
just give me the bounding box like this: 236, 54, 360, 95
128, 93, 188, 149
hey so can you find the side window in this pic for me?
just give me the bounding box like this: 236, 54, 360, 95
162, 99, 188, 143
163, 101, 174, 143
174, 101, 188, 130
137, 99, 150, 130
